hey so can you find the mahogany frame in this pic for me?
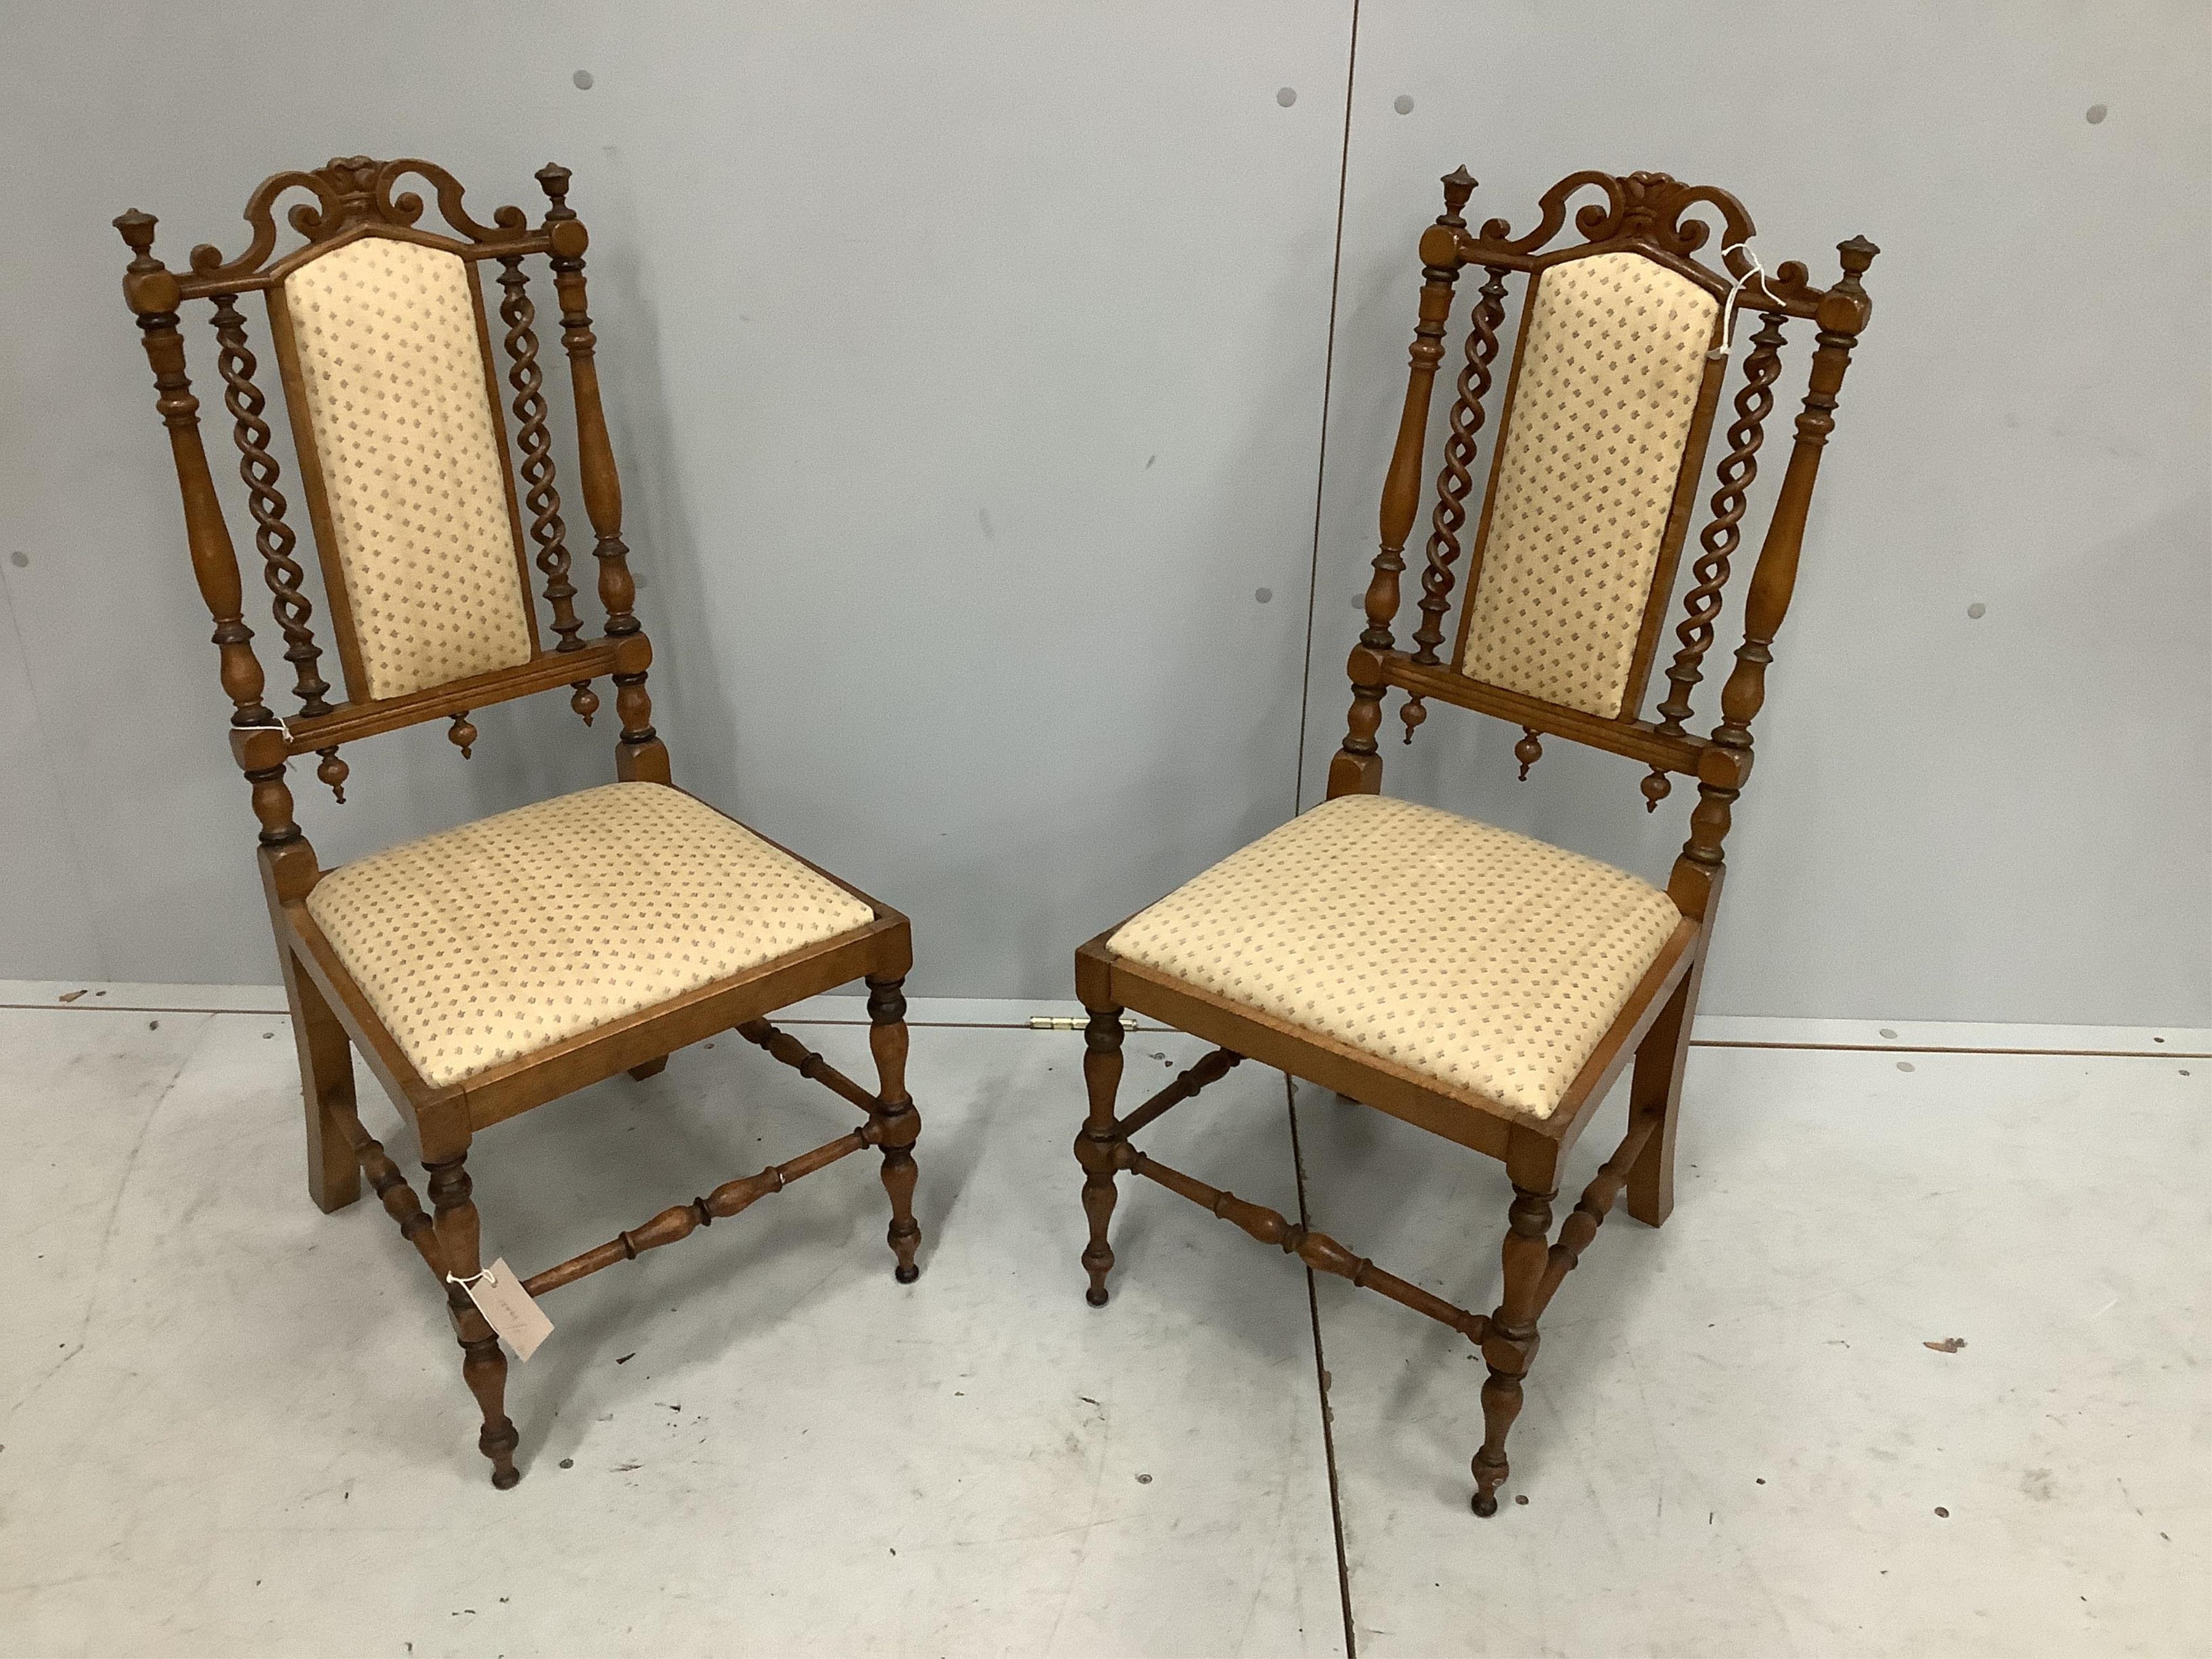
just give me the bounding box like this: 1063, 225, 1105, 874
1073, 167, 1876, 1516
115, 157, 923, 1490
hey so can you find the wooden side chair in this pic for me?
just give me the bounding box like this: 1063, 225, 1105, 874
1073, 168, 1877, 1515
113, 156, 923, 1488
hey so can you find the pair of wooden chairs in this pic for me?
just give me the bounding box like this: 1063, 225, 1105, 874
116, 157, 1872, 1509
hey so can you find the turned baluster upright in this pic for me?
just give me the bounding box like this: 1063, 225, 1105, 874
1329, 167, 1474, 797
536, 164, 668, 785
115, 210, 311, 897
1668, 238, 1878, 923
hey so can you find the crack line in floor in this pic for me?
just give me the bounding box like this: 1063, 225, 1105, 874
1287, 1073, 1358, 1658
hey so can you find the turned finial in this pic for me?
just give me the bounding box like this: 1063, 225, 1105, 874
316, 747, 349, 804
1837, 234, 1880, 276
1440, 166, 1477, 223
113, 209, 159, 260
448, 713, 477, 759
535, 163, 575, 218
1828, 238, 1880, 322
1400, 694, 1428, 745
1514, 727, 1543, 780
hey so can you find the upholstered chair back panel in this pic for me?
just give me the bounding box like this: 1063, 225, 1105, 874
283, 234, 535, 702
1457, 251, 1718, 718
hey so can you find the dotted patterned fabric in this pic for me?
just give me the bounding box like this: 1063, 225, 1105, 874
306, 783, 876, 1089
284, 235, 536, 702
1108, 794, 1682, 1120
1459, 251, 1718, 718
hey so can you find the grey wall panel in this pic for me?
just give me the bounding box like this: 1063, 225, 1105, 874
1296, 0, 2211, 1025
0, 580, 99, 977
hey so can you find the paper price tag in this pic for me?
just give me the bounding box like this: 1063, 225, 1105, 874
454, 1258, 554, 1361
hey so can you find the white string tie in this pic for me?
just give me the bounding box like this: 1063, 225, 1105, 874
1707, 240, 1768, 362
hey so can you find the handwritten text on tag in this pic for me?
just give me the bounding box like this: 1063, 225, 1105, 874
456, 1258, 553, 1361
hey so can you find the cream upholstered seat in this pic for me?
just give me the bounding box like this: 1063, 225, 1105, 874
307, 782, 875, 1088
1107, 794, 1683, 1120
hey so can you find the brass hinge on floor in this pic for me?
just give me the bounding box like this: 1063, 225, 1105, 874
1028, 1014, 1139, 1031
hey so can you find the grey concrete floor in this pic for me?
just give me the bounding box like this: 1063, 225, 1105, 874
0, 989, 2203, 1656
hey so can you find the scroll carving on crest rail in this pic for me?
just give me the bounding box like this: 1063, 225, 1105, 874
1473, 169, 1752, 260
185, 156, 532, 288
1457, 169, 1827, 316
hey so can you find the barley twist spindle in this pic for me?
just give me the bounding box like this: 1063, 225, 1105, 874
1410, 267, 1509, 665
1655, 312, 1787, 737
495, 254, 596, 732
208, 294, 332, 723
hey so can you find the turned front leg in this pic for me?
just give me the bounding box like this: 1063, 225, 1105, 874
1328, 204, 1468, 801
1472, 1181, 1555, 1515
866, 975, 922, 1283
427, 1151, 521, 1489
1074, 1006, 1127, 1306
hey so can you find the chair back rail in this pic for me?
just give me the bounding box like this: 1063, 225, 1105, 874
115, 157, 661, 848
1330, 167, 1877, 922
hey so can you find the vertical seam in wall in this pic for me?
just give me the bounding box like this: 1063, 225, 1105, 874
0, 572, 108, 976
1291, 0, 1363, 816
1287, 1073, 1358, 1657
